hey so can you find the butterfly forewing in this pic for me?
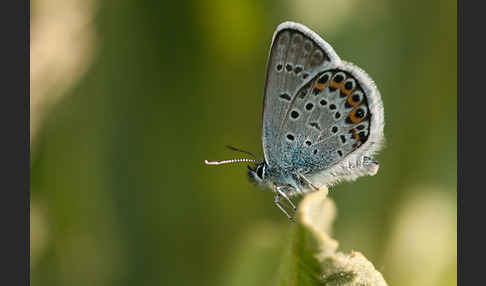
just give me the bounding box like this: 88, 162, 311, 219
262, 23, 339, 169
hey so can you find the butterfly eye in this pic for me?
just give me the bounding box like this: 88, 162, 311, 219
256, 165, 264, 179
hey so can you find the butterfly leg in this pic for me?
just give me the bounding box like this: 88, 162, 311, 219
274, 194, 295, 222
297, 172, 319, 191
276, 186, 297, 210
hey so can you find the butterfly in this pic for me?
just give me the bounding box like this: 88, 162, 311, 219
205, 22, 384, 220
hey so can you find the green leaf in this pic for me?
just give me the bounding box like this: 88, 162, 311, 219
279, 188, 388, 286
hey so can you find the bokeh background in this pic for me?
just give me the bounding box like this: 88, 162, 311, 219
30, 0, 457, 285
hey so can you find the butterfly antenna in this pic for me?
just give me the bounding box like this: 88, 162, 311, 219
225, 145, 257, 159
204, 158, 256, 166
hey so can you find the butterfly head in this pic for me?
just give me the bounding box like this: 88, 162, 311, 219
247, 161, 268, 187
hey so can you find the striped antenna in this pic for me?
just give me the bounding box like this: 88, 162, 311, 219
204, 158, 256, 166
225, 145, 257, 159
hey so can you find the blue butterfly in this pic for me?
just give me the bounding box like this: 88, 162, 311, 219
206, 22, 384, 220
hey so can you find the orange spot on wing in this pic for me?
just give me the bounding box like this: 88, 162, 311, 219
315, 82, 327, 90
340, 86, 353, 96
330, 81, 344, 91
341, 90, 352, 97
347, 94, 362, 107
348, 107, 365, 124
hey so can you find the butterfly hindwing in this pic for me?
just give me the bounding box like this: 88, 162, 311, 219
280, 67, 378, 173
304, 61, 384, 187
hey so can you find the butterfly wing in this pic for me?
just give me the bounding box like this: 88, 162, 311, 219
262, 22, 384, 189
284, 62, 384, 188
262, 22, 340, 169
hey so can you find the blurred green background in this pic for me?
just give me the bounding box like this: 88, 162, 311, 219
30, 0, 456, 285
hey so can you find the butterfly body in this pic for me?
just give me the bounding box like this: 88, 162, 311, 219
207, 21, 384, 219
